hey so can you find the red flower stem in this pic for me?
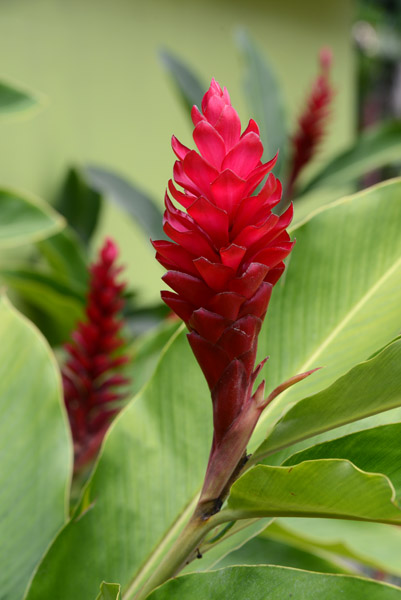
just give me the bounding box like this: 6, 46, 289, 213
198, 401, 263, 511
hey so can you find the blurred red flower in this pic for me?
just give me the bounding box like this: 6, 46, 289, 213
62, 237, 130, 471
286, 47, 334, 200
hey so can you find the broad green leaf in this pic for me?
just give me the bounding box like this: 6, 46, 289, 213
0, 187, 64, 248
95, 582, 121, 600
236, 29, 287, 174
222, 461, 401, 524
128, 319, 181, 395
251, 339, 401, 463
147, 565, 401, 600
37, 228, 89, 288
290, 183, 354, 229
84, 165, 164, 241
211, 534, 353, 574
283, 423, 401, 501
268, 518, 401, 578
0, 295, 72, 599
0, 268, 84, 344
253, 178, 401, 444
159, 48, 205, 113
56, 167, 102, 246
298, 120, 401, 196
24, 329, 212, 600
0, 79, 45, 121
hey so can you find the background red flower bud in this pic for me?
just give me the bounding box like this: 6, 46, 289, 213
286, 47, 335, 200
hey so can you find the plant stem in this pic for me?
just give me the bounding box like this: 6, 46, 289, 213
132, 511, 219, 600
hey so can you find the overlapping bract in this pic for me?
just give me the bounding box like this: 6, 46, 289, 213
62, 238, 130, 470
154, 79, 293, 446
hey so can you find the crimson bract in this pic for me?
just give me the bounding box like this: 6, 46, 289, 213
154, 79, 296, 507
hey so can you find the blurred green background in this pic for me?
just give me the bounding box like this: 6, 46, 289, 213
0, 0, 355, 304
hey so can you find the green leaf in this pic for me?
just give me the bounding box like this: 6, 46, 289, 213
37, 228, 89, 288
95, 582, 121, 600
252, 339, 401, 463
214, 533, 352, 574
128, 319, 181, 396
124, 302, 172, 338
84, 165, 164, 240
268, 518, 401, 578
56, 167, 102, 246
0, 187, 64, 248
253, 178, 401, 444
222, 461, 401, 524
298, 120, 401, 196
0, 79, 45, 121
0, 295, 72, 599
0, 268, 84, 344
236, 29, 287, 174
24, 329, 212, 600
147, 566, 401, 600
159, 48, 205, 113
283, 423, 401, 501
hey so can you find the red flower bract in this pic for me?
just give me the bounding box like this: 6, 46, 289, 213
287, 47, 334, 200
62, 237, 130, 471
154, 79, 294, 505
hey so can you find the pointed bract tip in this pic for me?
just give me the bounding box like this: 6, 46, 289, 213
260, 366, 321, 410
319, 47, 333, 71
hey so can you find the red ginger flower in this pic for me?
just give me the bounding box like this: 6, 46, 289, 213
153, 79, 297, 507
62, 237, 130, 471
286, 47, 334, 200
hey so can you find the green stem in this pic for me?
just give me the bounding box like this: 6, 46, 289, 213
133, 511, 219, 600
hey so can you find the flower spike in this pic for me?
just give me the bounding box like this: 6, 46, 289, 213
62, 237, 130, 472
285, 47, 335, 202
154, 79, 299, 509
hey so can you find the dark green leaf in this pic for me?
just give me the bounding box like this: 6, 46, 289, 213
0, 79, 44, 120
236, 29, 287, 175
159, 48, 205, 113
214, 534, 351, 574
37, 228, 89, 288
56, 167, 102, 246
124, 303, 172, 338
84, 165, 164, 240
0, 267, 84, 344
